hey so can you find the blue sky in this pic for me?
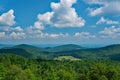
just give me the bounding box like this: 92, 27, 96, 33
0, 0, 120, 44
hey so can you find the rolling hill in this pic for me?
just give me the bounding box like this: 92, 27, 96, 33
45, 44, 83, 52
54, 44, 120, 60
0, 44, 120, 61
0, 44, 52, 59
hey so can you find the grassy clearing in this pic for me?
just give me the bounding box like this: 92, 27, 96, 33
54, 56, 81, 61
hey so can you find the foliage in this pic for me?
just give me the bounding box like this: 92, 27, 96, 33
0, 54, 120, 80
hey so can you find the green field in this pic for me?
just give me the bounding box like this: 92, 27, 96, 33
54, 56, 81, 61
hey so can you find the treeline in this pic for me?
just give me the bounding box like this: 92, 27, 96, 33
0, 54, 120, 80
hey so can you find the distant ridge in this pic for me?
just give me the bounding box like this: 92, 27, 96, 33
14, 44, 35, 48
0, 44, 51, 59
13, 44, 44, 50
45, 44, 83, 52
100, 44, 120, 49
53, 44, 120, 61
0, 44, 120, 61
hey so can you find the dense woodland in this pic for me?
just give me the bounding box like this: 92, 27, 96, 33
0, 54, 120, 80
0, 44, 120, 80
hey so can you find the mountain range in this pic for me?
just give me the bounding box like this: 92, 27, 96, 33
0, 44, 120, 61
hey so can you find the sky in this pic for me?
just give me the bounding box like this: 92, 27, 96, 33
0, 0, 120, 45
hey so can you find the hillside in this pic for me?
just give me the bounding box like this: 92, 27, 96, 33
0, 54, 120, 80
54, 44, 120, 60
0, 44, 52, 59
1, 44, 120, 61
46, 44, 83, 52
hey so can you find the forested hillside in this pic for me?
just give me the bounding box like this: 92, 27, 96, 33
1, 44, 120, 61
1, 44, 120, 80
0, 44, 52, 60
0, 54, 120, 80
52, 44, 120, 61
45, 44, 83, 52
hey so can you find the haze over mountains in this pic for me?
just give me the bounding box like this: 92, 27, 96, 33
0, 44, 120, 61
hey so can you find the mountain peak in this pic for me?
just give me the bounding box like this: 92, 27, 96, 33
46, 44, 83, 52
13, 44, 37, 48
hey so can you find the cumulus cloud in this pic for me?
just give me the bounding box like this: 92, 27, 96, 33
28, 31, 69, 39
85, 0, 120, 16
99, 26, 120, 38
87, 7, 103, 16
84, 0, 116, 5
0, 32, 5, 38
74, 32, 96, 39
96, 17, 119, 25
0, 9, 15, 30
11, 26, 23, 32
26, 25, 69, 39
26, 26, 41, 35
23, 0, 85, 39
37, 0, 85, 28
38, 12, 53, 25
49, 33, 69, 38
26, 21, 45, 35
0, 9, 72, 39
0, 9, 26, 39
34, 21, 44, 30
26, 19, 45, 33
10, 32, 26, 39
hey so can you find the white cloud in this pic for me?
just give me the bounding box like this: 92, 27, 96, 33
74, 32, 96, 39
37, 0, 85, 28
84, 0, 116, 5
48, 33, 61, 38
85, 0, 120, 16
28, 32, 69, 39
88, 7, 103, 16
49, 33, 69, 38
96, 17, 119, 25
10, 32, 26, 39
27, 19, 45, 33
11, 26, 23, 32
26, 26, 42, 34
23, 0, 85, 40
99, 26, 120, 38
26, 26, 69, 39
38, 12, 53, 24
0, 32, 5, 37
34, 21, 44, 30
0, 9, 15, 30
0, 7, 83, 40
26, 21, 44, 35
14, 26, 23, 32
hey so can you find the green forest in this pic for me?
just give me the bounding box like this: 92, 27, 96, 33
0, 54, 120, 80
0, 44, 120, 80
